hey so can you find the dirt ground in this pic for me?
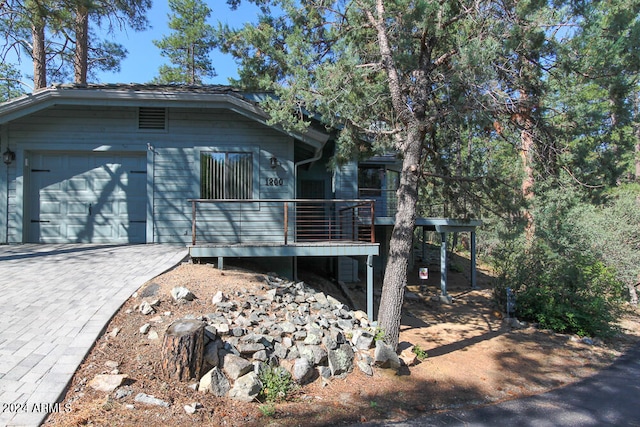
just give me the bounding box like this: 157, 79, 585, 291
44, 254, 640, 427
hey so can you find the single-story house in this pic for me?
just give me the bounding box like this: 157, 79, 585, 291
0, 84, 480, 317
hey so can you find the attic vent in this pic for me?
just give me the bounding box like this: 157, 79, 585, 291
138, 107, 166, 130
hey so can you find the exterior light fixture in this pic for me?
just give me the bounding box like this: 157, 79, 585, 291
2, 148, 15, 165
270, 156, 280, 169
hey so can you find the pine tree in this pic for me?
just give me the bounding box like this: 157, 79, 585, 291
0, 63, 26, 100
152, 0, 216, 84
0, 0, 150, 88
215, 0, 513, 349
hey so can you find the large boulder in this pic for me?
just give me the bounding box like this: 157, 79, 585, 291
374, 340, 401, 370
228, 372, 262, 402
328, 343, 354, 376
198, 367, 230, 397
292, 357, 315, 384
221, 352, 253, 380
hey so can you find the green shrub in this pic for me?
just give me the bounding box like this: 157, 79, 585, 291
372, 327, 385, 343
258, 403, 276, 417
412, 344, 428, 361
258, 364, 295, 403
493, 239, 625, 338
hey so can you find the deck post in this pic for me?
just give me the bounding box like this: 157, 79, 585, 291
370, 201, 375, 243
352, 212, 356, 241
422, 226, 427, 261
284, 202, 288, 244
440, 232, 452, 303
471, 231, 478, 289
218, 257, 224, 270
191, 200, 197, 246
293, 256, 298, 281
367, 254, 374, 321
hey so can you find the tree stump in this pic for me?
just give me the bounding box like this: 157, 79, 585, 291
160, 319, 205, 382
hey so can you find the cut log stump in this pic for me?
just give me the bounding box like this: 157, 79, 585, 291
161, 319, 205, 382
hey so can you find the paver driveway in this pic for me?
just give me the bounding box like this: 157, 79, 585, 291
0, 244, 188, 427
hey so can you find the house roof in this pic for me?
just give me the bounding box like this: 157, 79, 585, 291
0, 83, 329, 150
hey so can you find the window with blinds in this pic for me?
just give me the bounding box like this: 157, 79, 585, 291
200, 152, 253, 199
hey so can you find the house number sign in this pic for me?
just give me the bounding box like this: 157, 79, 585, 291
265, 177, 285, 186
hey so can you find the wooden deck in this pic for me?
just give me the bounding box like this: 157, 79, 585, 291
188, 240, 379, 321
188, 241, 379, 258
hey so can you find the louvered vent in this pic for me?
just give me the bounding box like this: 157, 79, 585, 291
138, 107, 166, 130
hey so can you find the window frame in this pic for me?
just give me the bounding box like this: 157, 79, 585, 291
197, 147, 259, 200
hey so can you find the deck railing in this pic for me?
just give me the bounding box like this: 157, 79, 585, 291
188, 199, 375, 246
359, 188, 398, 217
358, 188, 481, 218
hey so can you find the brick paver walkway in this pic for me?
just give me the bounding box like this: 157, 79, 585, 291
0, 244, 187, 427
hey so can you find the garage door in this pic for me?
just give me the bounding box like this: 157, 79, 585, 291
28, 152, 147, 243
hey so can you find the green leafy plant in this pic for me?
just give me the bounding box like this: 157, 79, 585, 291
412, 345, 428, 361
372, 327, 385, 343
258, 403, 276, 417
258, 364, 296, 403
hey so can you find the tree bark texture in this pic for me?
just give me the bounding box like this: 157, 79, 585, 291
74, 6, 89, 84
160, 319, 205, 382
514, 89, 536, 245
32, 21, 46, 90
635, 136, 639, 182
519, 124, 535, 244
368, 0, 429, 351
377, 127, 423, 350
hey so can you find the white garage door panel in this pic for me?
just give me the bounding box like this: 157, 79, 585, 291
29, 152, 147, 243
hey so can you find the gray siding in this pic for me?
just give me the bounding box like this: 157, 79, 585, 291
4, 105, 296, 244
334, 161, 358, 199
6, 163, 17, 243
151, 109, 294, 244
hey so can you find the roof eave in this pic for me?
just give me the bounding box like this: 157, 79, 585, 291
0, 86, 329, 148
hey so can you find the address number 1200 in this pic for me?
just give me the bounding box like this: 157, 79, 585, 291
265, 178, 284, 186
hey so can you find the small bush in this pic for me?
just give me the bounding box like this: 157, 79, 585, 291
372, 327, 385, 343
258, 364, 295, 403
412, 345, 428, 361
258, 403, 276, 417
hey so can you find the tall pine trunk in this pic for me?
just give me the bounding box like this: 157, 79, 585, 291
519, 123, 535, 243
368, 0, 431, 350
377, 126, 424, 350
634, 114, 639, 182
74, 6, 89, 85
633, 91, 640, 182
514, 90, 536, 245
32, 20, 46, 89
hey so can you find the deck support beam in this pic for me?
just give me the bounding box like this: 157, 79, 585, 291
366, 254, 374, 322
471, 231, 478, 289
439, 232, 452, 303
422, 227, 427, 262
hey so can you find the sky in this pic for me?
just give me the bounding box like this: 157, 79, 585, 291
11, 1, 264, 89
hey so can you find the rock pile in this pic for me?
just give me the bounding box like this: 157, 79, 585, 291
141, 274, 402, 404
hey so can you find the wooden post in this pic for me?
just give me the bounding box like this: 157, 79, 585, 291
440, 232, 448, 297
370, 201, 375, 243
284, 201, 288, 244
367, 254, 374, 321
160, 319, 205, 382
191, 200, 197, 246
471, 231, 478, 289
